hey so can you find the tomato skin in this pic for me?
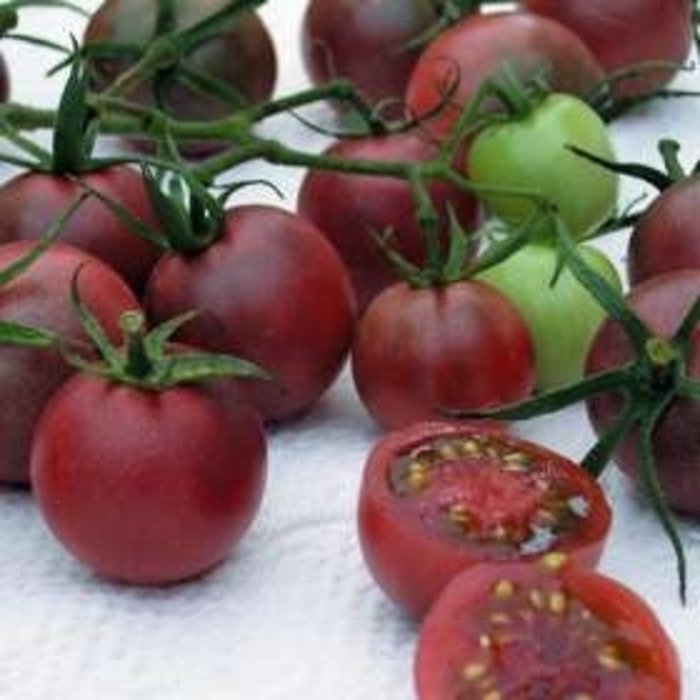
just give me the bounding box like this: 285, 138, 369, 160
31, 374, 266, 584
144, 205, 356, 422
84, 0, 277, 153
586, 270, 700, 514
351, 280, 535, 430
359, 422, 611, 619
477, 242, 621, 390
415, 559, 681, 699
468, 93, 618, 238
522, 0, 693, 99
0, 166, 161, 293
405, 11, 604, 137
296, 132, 479, 313
628, 178, 700, 285
302, 0, 437, 112
0, 241, 139, 485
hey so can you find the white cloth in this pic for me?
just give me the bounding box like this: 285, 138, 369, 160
0, 3, 698, 699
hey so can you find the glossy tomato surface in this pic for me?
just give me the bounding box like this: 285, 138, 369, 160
522, 0, 693, 99
586, 269, 700, 514
144, 204, 356, 422
0, 166, 161, 292
467, 93, 618, 239
477, 241, 621, 390
405, 11, 604, 137
84, 0, 277, 152
0, 241, 139, 485
31, 374, 266, 584
351, 279, 535, 430
302, 0, 437, 113
359, 422, 612, 618
415, 557, 681, 698
628, 177, 700, 285
296, 131, 479, 313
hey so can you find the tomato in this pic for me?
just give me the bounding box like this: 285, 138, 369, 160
0, 166, 161, 293
522, 0, 693, 99
627, 177, 700, 286
586, 269, 700, 515
302, 0, 438, 114
144, 204, 356, 422
296, 131, 479, 313
0, 241, 138, 485
467, 93, 618, 238
477, 241, 621, 390
351, 279, 535, 430
359, 422, 612, 618
415, 556, 681, 698
30, 372, 266, 584
405, 11, 604, 138
83, 0, 277, 153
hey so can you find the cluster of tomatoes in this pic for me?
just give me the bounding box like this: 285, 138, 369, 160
0, 0, 697, 697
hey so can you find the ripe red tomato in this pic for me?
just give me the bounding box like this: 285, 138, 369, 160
627, 177, 700, 285
0, 166, 161, 292
359, 422, 612, 618
585, 269, 700, 515
0, 241, 139, 485
415, 557, 681, 698
522, 0, 693, 99
351, 279, 535, 430
83, 0, 277, 153
405, 11, 604, 137
144, 204, 357, 422
301, 0, 438, 113
31, 373, 266, 584
296, 131, 479, 313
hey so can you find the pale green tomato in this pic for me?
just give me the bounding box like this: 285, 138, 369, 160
468, 93, 618, 239
477, 241, 621, 390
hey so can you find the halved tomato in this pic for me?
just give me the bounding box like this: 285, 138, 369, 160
358, 422, 611, 618
415, 556, 680, 698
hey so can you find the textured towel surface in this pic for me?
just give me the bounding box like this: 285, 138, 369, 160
0, 4, 698, 699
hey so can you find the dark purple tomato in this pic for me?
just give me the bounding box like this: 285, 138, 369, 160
301, 0, 438, 114
31, 373, 266, 584
351, 279, 535, 430
84, 0, 277, 153
405, 11, 605, 138
0, 166, 161, 293
628, 177, 700, 286
522, 0, 693, 99
0, 241, 139, 485
296, 131, 479, 313
586, 269, 700, 514
144, 205, 357, 422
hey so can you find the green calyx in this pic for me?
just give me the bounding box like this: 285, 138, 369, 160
67, 273, 269, 392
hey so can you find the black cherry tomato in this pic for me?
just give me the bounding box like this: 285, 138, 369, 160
415, 556, 681, 698
359, 422, 611, 618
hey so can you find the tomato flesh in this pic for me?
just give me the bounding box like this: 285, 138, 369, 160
390, 431, 596, 556
416, 559, 681, 699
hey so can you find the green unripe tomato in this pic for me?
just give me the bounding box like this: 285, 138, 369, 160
477, 241, 621, 390
468, 93, 618, 239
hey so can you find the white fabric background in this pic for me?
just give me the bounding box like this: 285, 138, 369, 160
1, 3, 699, 699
